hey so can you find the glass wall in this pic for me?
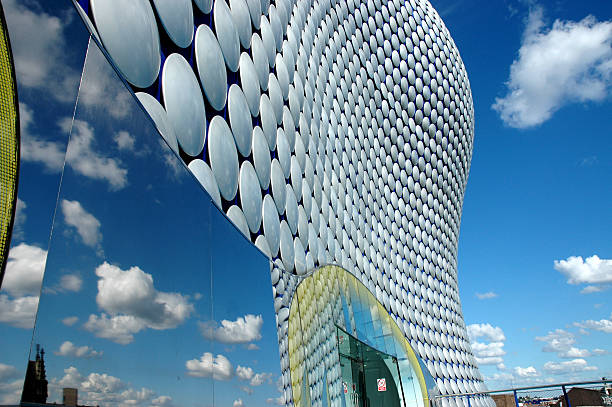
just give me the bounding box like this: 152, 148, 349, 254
1, 5, 282, 405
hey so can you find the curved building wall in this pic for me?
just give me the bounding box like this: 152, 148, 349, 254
74, 0, 479, 404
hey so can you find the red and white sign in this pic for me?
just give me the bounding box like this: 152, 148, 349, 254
343, 382, 348, 394
377, 378, 386, 392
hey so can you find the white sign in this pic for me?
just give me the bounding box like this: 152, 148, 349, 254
377, 378, 386, 392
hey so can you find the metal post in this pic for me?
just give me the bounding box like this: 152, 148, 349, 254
468, 395, 471, 407
514, 390, 520, 407
562, 385, 571, 407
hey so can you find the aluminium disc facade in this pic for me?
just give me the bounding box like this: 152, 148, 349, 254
78, 0, 482, 405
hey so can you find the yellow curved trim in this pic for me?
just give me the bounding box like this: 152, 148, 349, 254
288, 265, 433, 407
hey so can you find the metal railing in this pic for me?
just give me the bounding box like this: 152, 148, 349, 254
430, 380, 612, 407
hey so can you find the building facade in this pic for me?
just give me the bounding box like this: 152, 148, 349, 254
0, 0, 482, 406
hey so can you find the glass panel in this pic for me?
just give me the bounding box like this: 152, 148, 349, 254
0, 1, 90, 404
26, 40, 214, 407
210, 206, 283, 407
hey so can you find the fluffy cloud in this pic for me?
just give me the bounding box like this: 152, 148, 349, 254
535, 329, 595, 358
0, 363, 19, 381
467, 323, 506, 342
52, 366, 169, 407
542, 359, 597, 375
62, 316, 79, 326
574, 314, 612, 333
185, 353, 234, 380
2, 243, 47, 296
0, 294, 39, 329
249, 373, 273, 387
236, 365, 254, 381
0, 243, 47, 329
493, 8, 612, 128
580, 285, 609, 294
152, 396, 173, 406
13, 198, 27, 240
475, 292, 498, 300
84, 262, 193, 344
61, 199, 102, 248
54, 341, 103, 359
62, 119, 129, 191
19, 103, 67, 172
46, 274, 84, 295
113, 131, 135, 151
233, 399, 244, 407
468, 324, 506, 366
236, 366, 272, 387
199, 314, 263, 344
3, 0, 80, 102
514, 366, 539, 378
0, 377, 23, 405
554, 255, 612, 286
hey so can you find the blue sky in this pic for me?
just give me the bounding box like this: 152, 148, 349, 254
0, 0, 611, 404
430, 0, 612, 389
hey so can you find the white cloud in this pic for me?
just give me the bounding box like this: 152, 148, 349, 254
83, 314, 144, 345
152, 395, 173, 406
592, 349, 609, 356
0, 378, 23, 405
13, 198, 27, 240
467, 323, 506, 342
54, 341, 102, 359
0, 294, 39, 329
266, 395, 285, 405
3, 0, 80, 102
475, 291, 498, 300
61, 199, 102, 247
52, 366, 168, 407
236, 365, 254, 381
240, 386, 254, 395
574, 314, 612, 334
581, 285, 609, 294
62, 119, 129, 191
18, 103, 67, 172
62, 316, 79, 326
535, 329, 595, 358
493, 9, 612, 128
0, 363, 19, 381
0, 243, 47, 329
249, 373, 273, 387
84, 262, 193, 343
59, 274, 83, 292
514, 366, 539, 378
185, 353, 234, 380
114, 131, 135, 151
2, 243, 47, 297
472, 342, 506, 358
554, 255, 612, 286
233, 399, 244, 407
199, 314, 263, 344
542, 359, 597, 375
247, 343, 260, 350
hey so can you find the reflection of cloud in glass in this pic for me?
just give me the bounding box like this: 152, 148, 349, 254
19, 103, 66, 171
3, 0, 80, 102
54, 341, 102, 359
185, 353, 234, 380
63, 119, 129, 191
61, 199, 102, 248
51, 366, 172, 407
233, 398, 244, 407
44, 273, 83, 294
61, 316, 79, 326
2, 242, 46, 296
0, 362, 22, 405
113, 131, 135, 151
0, 242, 47, 329
199, 314, 263, 344
84, 262, 194, 344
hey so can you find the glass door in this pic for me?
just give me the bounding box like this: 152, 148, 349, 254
337, 327, 404, 407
